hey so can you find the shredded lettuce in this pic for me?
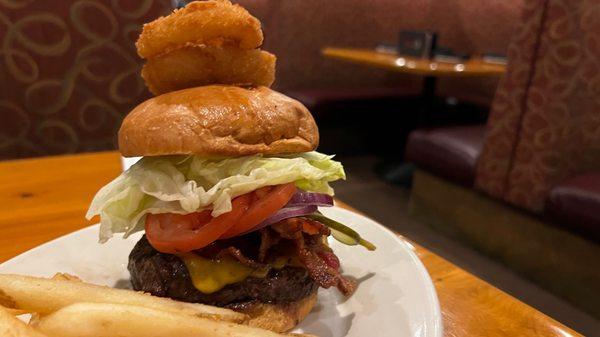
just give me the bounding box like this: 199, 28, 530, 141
86, 152, 345, 242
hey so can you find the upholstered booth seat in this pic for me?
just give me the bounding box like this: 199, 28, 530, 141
546, 174, 600, 242
406, 125, 485, 187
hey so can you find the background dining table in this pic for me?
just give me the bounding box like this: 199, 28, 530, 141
0, 152, 583, 337
321, 46, 506, 113
321, 47, 508, 185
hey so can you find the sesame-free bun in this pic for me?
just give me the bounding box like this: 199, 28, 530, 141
118, 85, 319, 157
236, 290, 317, 333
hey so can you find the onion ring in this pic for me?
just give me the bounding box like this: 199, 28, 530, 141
142, 43, 276, 95
136, 0, 263, 59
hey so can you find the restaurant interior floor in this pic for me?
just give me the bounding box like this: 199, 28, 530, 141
334, 155, 600, 335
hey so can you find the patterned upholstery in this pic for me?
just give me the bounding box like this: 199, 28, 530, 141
0, 0, 171, 159
476, 0, 600, 211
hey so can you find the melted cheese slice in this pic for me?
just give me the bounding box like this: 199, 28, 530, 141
179, 253, 296, 294
179, 253, 254, 294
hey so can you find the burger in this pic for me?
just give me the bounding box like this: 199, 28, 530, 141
86, 1, 374, 333
87, 85, 374, 332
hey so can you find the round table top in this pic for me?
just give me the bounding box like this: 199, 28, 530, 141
322, 47, 506, 77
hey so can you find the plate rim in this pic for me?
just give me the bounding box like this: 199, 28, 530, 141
324, 206, 443, 337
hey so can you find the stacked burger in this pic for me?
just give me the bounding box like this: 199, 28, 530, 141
87, 0, 374, 333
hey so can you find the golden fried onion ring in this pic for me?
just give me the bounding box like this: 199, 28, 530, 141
137, 0, 263, 59
142, 43, 276, 95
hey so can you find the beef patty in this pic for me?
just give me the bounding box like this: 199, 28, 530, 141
128, 236, 318, 307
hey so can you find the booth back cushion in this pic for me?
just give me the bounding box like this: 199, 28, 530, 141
476, 0, 600, 211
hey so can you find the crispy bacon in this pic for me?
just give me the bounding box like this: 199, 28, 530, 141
293, 231, 357, 296
195, 217, 356, 296
271, 217, 330, 239
337, 274, 358, 295
216, 246, 266, 269
270, 217, 356, 295
317, 251, 340, 270
296, 241, 339, 287
258, 228, 281, 262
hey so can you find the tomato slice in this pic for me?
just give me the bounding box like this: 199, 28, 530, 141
145, 194, 251, 253
220, 183, 297, 239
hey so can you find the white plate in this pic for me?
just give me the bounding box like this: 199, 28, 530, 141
0, 206, 441, 337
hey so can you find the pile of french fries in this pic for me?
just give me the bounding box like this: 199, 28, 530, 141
0, 273, 314, 337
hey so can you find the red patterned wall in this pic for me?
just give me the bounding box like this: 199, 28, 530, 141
0, 0, 171, 159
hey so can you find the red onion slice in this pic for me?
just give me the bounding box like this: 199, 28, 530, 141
242, 204, 319, 235
287, 191, 333, 207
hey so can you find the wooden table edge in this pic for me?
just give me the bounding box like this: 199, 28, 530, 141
321, 47, 506, 77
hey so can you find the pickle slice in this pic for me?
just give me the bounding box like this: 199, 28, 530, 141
330, 227, 358, 246
307, 214, 376, 251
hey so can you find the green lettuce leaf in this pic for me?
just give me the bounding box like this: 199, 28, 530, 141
86, 152, 345, 242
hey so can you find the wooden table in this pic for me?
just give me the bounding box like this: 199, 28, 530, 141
322, 47, 506, 77
322, 46, 506, 114
0, 152, 582, 337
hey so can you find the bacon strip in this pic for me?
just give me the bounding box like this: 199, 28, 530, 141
271, 217, 356, 295
196, 217, 356, 296
271, 217, 330, 239
258, 228, 281, 262
337, 274, 358, 295
216, 246, 266, 269
294, 232, 357, 296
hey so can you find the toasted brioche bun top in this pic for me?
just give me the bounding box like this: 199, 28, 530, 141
119, 85, 319, 157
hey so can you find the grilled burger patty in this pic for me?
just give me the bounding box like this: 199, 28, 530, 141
128, 236, 318, 307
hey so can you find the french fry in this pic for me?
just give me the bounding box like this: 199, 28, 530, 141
51, 272, 82, 282
0, 288, 28, 315
0, 274, 246, 323
0, 306, 29, 316
37, 302, 296, 337
0, 306, 48, 337
0, 288, 16, 309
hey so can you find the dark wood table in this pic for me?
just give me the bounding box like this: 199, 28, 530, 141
0, 152, 582, 337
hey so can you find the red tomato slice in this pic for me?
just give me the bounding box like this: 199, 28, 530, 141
220, 183, 297, 239
145, 194, 251, 253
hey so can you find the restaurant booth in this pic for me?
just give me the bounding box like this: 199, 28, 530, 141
407, 0, 600, 318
